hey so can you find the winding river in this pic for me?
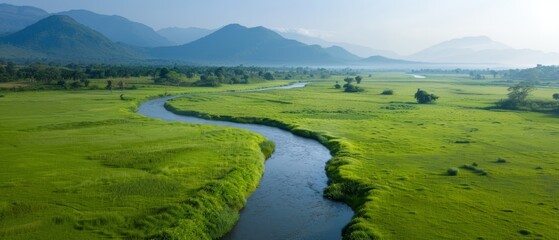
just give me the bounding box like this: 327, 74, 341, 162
138, 83, 353, 240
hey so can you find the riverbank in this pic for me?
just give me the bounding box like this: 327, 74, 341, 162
0, 81, 289, 239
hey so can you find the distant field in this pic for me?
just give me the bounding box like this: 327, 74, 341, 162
167, 73, 559, 239
0, 82, 29, 89
0, 80, 290, 239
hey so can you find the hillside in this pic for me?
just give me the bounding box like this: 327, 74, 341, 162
0, 15, 142, 61
58, 10, 173, 47
157, 27, 214, 45
0, 3, 49, 34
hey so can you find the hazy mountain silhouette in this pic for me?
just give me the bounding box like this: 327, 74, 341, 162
0, 3, 49, 34
149, 24, 348, 65
408, 36, 559, 66
0, 15, 142, 61
277, 31, 402, 58
157, 27, 214, 45
58, 10, 173, 47
324, 46, 362, 61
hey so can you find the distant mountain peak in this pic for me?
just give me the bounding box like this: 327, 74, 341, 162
429, 35, 511, 51
408, 35, 559, 66
221, 23, 246, 30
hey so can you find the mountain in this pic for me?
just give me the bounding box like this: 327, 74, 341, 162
324, 46, 362, 61
277, 31, 401, 58
361, 55, 420, 64
408, 36, 559, 66
58, 10, 173, 47
157, 27, 214, 45
149, 24, 346, 65
0, 3, 49, 34
0, 15, 142, 61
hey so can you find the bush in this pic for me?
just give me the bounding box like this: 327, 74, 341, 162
344, 84, 364, 93
447, 168, 459, 176
495, 158, 507, 163
381, 90, 394, 95
334, 81, 341, 89
414, 89, 438, 104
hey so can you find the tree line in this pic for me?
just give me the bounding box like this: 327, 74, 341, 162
0, 60, 359, 89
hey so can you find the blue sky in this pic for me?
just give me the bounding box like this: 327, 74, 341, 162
3, 0, 559, 55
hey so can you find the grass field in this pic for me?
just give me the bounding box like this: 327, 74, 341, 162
166, 73, 559, 239
0, 79, 290, 239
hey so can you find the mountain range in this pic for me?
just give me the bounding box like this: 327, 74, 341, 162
1, 3, 558, 67
0, 15, 141, 61
57, 10, 174, 47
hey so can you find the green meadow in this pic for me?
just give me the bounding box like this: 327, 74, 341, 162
166, 73, 559, 239
0, 79, 289, 239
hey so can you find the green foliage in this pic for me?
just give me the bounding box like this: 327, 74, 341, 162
414, 88, 438, 104
496, 81, 537, 110
263, 72, 275, 80
344, 84, 364, 92
334, 81, 341, 89
381, 89, 393, 95
447, 168, 459, 176
355, 75, 362, 84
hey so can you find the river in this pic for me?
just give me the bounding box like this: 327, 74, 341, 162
137, 83, 353, 240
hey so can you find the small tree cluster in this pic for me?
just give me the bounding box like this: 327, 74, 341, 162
337, 76, 363, 93
496, 81, 535, 109
553, 93, 559, 100
414, 89, 438, 104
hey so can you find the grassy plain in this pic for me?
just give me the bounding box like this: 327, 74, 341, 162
0, 79, 290, 239
167, 73, 559, 239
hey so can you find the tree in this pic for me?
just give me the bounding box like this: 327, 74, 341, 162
355, 75, 362, 84
263, 72, 274, 80
496, 81, 535, 109
553, 93, 559, 100
118, 80, 126, 90
334, 81, 341, 89
507, 81, 534, 105
344, 84, 364, 92
490, 70, 498, 78
343, 77, 354, 88
414, 89, 439, 104
105, 80, 113, 91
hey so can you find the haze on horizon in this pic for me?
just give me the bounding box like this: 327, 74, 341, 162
2, 0, 558, 55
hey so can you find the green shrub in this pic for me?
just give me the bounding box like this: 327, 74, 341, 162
495, 158, 507, 163
447, 168, 459, 176
414, 89, 439, 104
381, 89, 394, 95
460, 164, 487, 176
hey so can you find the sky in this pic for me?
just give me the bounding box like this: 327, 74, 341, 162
3, 0, 559, 55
